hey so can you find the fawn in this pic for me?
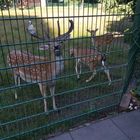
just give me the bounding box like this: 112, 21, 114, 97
70, 48, 111, 85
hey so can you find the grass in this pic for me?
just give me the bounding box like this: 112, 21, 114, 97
0, 4, 132, 140
0, 38, 129, 139
0, 5, 125, 43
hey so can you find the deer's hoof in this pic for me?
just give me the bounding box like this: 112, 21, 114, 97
77, 77, 80, 81
44, 110, 49, 115
108, 82, 111, 86
53, 108, 61, 114
57, 109, 61, 114
15, 94, 17, 100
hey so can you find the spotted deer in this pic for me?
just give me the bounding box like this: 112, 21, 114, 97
70, 48, 111, 85
7, 20, 74, 112
87, 28, 114, 53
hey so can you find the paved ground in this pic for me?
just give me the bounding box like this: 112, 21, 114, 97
48, 109, 140, 140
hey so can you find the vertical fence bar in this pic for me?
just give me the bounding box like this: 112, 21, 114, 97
123, 0, 140, 94
0, 0, 134, 139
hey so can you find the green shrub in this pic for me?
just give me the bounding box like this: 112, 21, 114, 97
124, 27, 133, 44
0, 0, 12, 9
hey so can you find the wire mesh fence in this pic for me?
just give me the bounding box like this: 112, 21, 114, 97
123, 0, 140, 98
0, 0, 136, 139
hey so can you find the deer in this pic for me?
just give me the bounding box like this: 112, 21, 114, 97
70, 48, 111, 85
87, 28, 114, 53
7, 19, 74, 112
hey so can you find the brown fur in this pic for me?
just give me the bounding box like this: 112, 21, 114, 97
87, 29, 114, 52
7, 20, 74, 112
7, 50, 56, 112
70, 48, 111, 84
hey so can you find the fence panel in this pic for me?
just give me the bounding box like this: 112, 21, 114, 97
0, 0, 134, 139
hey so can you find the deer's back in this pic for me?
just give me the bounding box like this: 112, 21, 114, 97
7, 50, 54, 82
7, 50, 48, 66
92, 33, 114, 46
70, 48, 102, 63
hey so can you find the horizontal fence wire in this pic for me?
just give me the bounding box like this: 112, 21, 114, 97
0, 13, 136, 21
1, 78, 123, 109
0, 0, 134, 139
1, 103, 119, 140
1, 90, 121, 127
0, 64, 126, 92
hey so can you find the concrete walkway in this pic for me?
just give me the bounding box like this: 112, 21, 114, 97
48, 109, 140, 140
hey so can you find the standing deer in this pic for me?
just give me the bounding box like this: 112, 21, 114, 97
87, 28, 114, 53
70, 48, 111, 85
7, 20, 74, 112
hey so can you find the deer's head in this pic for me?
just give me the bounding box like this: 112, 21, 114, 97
27, 20, 74, 56
87, 28, 98, 37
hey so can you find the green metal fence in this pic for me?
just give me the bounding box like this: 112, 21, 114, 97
0, 0, 137, 139
123, 0, 140, 94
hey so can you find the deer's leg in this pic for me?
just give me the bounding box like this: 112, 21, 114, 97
102, 61, 111, 85
75, 59, 81, 79
79, 62, 82, 75
86, 67, 96, 82
39, 83, 48, 112
49, 85, 57, 110
14, 73, 20, 99
106, 45, 110, 53
104, 68, 111, 85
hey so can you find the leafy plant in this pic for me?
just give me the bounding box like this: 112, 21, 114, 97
102, 0, 137, 14
0, 0, 13, 9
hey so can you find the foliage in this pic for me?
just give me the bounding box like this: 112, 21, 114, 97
123, 27, 133, 44
102, 0, 137, 14
63, 0, 101, 6
0, 0, 13, 9
102, 0, 118, 10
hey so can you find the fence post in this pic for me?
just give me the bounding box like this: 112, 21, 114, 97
123, 0, 140, 94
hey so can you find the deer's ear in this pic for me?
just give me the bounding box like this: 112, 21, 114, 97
87, 29, 91, 32
39, 45, 50, 50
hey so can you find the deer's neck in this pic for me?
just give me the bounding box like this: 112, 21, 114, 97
91, 37, 95, 44
55, 55, 64, 76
